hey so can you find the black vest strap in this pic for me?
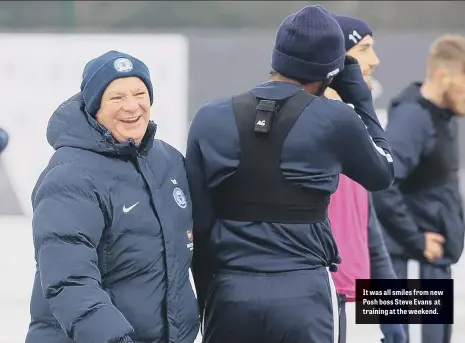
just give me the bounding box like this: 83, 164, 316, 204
399, 98, 459, 194
211, 90, 330, 224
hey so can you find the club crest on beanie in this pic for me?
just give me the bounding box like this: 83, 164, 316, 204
271, 5, 346, 83
80, 50, 154, 117
333, 14, 373, 52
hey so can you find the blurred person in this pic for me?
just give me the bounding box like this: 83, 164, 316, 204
372, 34, 465, 343
186, 5, 394, 343
0, 127, 8, 154
325, 15, 405, 343
26, 51, 199, 343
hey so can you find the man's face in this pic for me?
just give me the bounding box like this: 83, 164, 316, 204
347, 35, 380, 91
445, 69, 465, 116
95, 77, 151, 144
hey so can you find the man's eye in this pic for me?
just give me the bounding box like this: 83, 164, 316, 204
135, 92, 146, 96
111, 96, 122, 101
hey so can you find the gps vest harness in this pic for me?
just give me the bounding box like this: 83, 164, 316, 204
211, 90, 330, 224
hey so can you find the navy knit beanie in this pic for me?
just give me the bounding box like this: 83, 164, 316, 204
333, 15, 373, 52
271, 5, 345, 83
80, 50, 154, 117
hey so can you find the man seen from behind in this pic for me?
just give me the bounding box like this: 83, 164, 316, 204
186, 5, 394, 343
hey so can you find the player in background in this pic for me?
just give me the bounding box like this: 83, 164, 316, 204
373, 34, 465, 343
324, 14, 405, 343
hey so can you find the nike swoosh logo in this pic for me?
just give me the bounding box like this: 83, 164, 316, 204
123, 202, 139, 213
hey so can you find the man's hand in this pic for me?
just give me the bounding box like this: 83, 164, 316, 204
343, 55, 358, 65
423, 232, 445, 262
329, 55, 372, 106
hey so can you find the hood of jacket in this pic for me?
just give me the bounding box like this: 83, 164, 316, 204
390, 82, 424, 110
46, 92, 156, 157
390, 82, 455, 118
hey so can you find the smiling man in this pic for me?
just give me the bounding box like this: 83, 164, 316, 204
26, 50, 199, 343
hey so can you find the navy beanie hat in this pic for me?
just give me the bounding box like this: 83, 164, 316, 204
333, 15, 373, 52
80, 50, 154, 117
271, 5, 346, 83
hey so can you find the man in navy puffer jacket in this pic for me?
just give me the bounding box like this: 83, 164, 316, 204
25, 51, 199, 343
0, 127, 8, 153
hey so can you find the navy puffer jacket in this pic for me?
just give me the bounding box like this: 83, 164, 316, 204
26, 93, 199, 343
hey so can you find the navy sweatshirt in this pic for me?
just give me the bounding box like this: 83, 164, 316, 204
368, 196, 396, 279
373, 82, 464, 265
185, 64, 394, 315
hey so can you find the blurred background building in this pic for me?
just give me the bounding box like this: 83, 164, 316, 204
1, 0, 465, 115
3, 1, 465, 214
0, 1, 464, 342
1, 0, 465, 111
1, 1, 465, 31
